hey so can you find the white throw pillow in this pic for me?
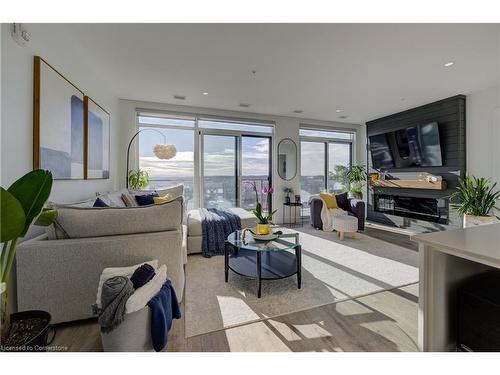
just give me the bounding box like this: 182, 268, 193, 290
96, 259, 159, 306
125, 264, 167, 314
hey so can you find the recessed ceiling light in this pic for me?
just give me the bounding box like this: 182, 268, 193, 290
335, 109, 342, 113
444, 61, 454, 67
293, 110, 303, 114
239, 103, 250, 108
202, 92, 209, 95
173, 95, 186, 100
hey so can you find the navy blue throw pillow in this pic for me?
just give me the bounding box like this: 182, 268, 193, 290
135, 192, 159, 206
93, 197, 109, 207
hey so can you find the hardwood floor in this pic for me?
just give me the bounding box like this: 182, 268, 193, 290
51, 226, 419, 352
186, 284, 418, 352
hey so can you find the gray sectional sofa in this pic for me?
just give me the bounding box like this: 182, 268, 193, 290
15, 188, 186, 324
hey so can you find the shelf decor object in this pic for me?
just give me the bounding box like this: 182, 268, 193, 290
371, 179, 447, 190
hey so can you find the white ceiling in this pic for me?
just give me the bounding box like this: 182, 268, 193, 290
45, 24, 500, 124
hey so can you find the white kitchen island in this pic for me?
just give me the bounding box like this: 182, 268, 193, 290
412, 223, 500, 351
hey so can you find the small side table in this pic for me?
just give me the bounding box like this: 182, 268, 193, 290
283, 202, 304, 228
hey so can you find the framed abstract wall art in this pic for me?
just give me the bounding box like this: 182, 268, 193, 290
84, 96, 110, 179
33, 56, 110, 180
33, 56, 85, 179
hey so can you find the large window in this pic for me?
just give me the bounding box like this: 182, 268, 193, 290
137, 113, 273, 211
300, 127, 353, 204
138, 115, 196, 209
199, 119, 273, 134
300, 141, 326, 203
328, 142, 352, 192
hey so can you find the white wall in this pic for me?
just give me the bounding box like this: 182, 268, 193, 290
466, 85, 500, 186
119, 99, 363, 223
1, 24, 120, 203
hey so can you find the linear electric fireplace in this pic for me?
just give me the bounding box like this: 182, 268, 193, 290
373, 193, 449, 224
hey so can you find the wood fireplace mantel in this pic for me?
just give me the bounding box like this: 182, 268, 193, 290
370, 179, 447, 190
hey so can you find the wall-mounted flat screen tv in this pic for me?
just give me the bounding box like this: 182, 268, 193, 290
369, 122, 443, 169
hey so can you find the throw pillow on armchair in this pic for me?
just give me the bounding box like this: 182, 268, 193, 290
319, 193, 339, 209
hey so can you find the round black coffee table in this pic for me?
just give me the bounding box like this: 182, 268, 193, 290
225, 231, 302, 298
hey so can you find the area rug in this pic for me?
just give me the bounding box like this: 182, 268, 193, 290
185, 228, 418, 337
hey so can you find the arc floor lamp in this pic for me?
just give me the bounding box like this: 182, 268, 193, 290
126, 128, 177, 188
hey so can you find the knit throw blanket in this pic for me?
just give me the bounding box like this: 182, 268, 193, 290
147, 279, 181, 352
201, 208, 241, 257
98, 276, 135, 333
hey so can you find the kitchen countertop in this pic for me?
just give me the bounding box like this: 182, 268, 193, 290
412, 223, 500, 268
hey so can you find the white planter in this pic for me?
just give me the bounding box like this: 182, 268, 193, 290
463, 214, 500, 228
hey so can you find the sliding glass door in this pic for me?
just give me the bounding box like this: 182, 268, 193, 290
241, 136, 271, 211
201, 133, 271, 209
202, 134, 238, 209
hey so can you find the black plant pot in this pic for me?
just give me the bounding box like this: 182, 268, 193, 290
285, 196, 291, 204
2, 310, 54, 352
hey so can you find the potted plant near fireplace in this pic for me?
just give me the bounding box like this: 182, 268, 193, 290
1, 170, 57, 349
451, 175, 500, 228
346, 165, 367, 200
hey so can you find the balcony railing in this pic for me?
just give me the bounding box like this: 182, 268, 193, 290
147, 176, 270, 211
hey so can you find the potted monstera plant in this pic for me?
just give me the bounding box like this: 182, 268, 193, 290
451, 175, 500, 228
1, 170, 57, 349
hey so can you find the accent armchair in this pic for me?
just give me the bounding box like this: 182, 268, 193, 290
309, 192, 365, 231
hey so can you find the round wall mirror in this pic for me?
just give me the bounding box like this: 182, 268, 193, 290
277, 138, 297, 181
